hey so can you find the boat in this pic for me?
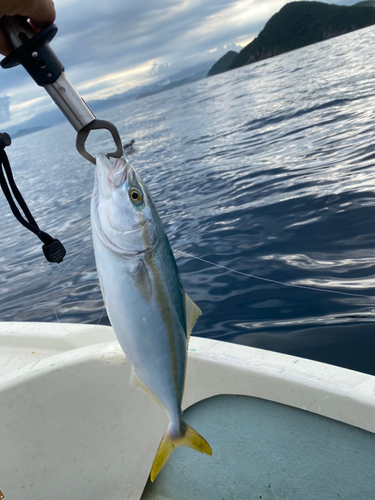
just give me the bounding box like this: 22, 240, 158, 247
0, 321, 374, 499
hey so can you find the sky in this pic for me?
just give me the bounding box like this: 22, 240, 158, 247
0, 0, 361, 127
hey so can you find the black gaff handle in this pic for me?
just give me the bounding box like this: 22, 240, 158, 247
0, 16, 63, 86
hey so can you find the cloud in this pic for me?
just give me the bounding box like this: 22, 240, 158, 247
0, 0, 362, 127
0, 95, 9, 122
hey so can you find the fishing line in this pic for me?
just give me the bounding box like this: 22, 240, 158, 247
53, 247, 105, 335
173, 248, 375, 300
54, 243, 374, 334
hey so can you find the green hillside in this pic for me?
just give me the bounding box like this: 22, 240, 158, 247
229, 1, 375, 71
207, 51, 238, 77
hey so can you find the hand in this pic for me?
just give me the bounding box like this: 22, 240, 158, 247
0, 0, 56, 55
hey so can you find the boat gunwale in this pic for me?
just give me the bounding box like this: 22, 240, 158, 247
0, 321, 374, 434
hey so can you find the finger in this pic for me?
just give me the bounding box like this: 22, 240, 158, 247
18, 0, 56, 27
29, 19, 48, 34
0, 0, 56, 26
0, 0, 56, 54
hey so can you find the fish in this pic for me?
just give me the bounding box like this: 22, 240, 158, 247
91, 153, 212, 481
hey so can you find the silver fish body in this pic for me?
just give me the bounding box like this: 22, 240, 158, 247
91, 154, 211, 480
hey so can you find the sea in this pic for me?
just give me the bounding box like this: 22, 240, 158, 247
1, 26, 375, 376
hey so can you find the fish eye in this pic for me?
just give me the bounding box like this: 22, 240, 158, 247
129, 187, 143, 205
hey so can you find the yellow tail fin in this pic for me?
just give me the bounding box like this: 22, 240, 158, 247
150, 421, 212, 482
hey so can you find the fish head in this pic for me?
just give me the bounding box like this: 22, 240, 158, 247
93, 153, 159, 255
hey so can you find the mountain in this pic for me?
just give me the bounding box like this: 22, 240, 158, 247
136, 70, 208, 99
12, 126, 47, 139
207, 51, 238, 77
136, 61, 216, 99
355, 1, 375, 6
229, 1, 375, 71
159, 61, 216, 84
6, 108, 65, 138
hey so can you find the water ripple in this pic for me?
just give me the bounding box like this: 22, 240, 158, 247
1, 27, 375, 374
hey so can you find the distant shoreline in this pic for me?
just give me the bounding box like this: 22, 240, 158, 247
207, 1, 375, 77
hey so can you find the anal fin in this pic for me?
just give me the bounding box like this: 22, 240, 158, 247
130, 367, 163, 408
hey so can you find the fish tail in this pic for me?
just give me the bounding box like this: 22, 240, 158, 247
150, 420, 212, 482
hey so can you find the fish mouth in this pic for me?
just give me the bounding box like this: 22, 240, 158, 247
97, 153, 127, 172
96, 152, 114, 170
96, 153, 137, 190
110, 157, 133, 188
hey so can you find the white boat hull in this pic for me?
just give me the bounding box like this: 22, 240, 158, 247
0, 322, 374, 499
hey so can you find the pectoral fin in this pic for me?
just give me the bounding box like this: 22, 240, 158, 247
132, 259, 152, 301
184, 292, 202, 337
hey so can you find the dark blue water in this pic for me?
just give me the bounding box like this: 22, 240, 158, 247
1, 27, 375, 375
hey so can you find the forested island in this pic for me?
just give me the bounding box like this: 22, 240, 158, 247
208, 1, 375, 76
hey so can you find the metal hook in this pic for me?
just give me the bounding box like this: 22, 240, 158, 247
76, 119, 123, 165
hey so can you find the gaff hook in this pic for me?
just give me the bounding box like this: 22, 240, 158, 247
76, 119, 123, 165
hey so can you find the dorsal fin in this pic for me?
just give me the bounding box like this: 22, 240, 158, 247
184, 292, 202, 338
